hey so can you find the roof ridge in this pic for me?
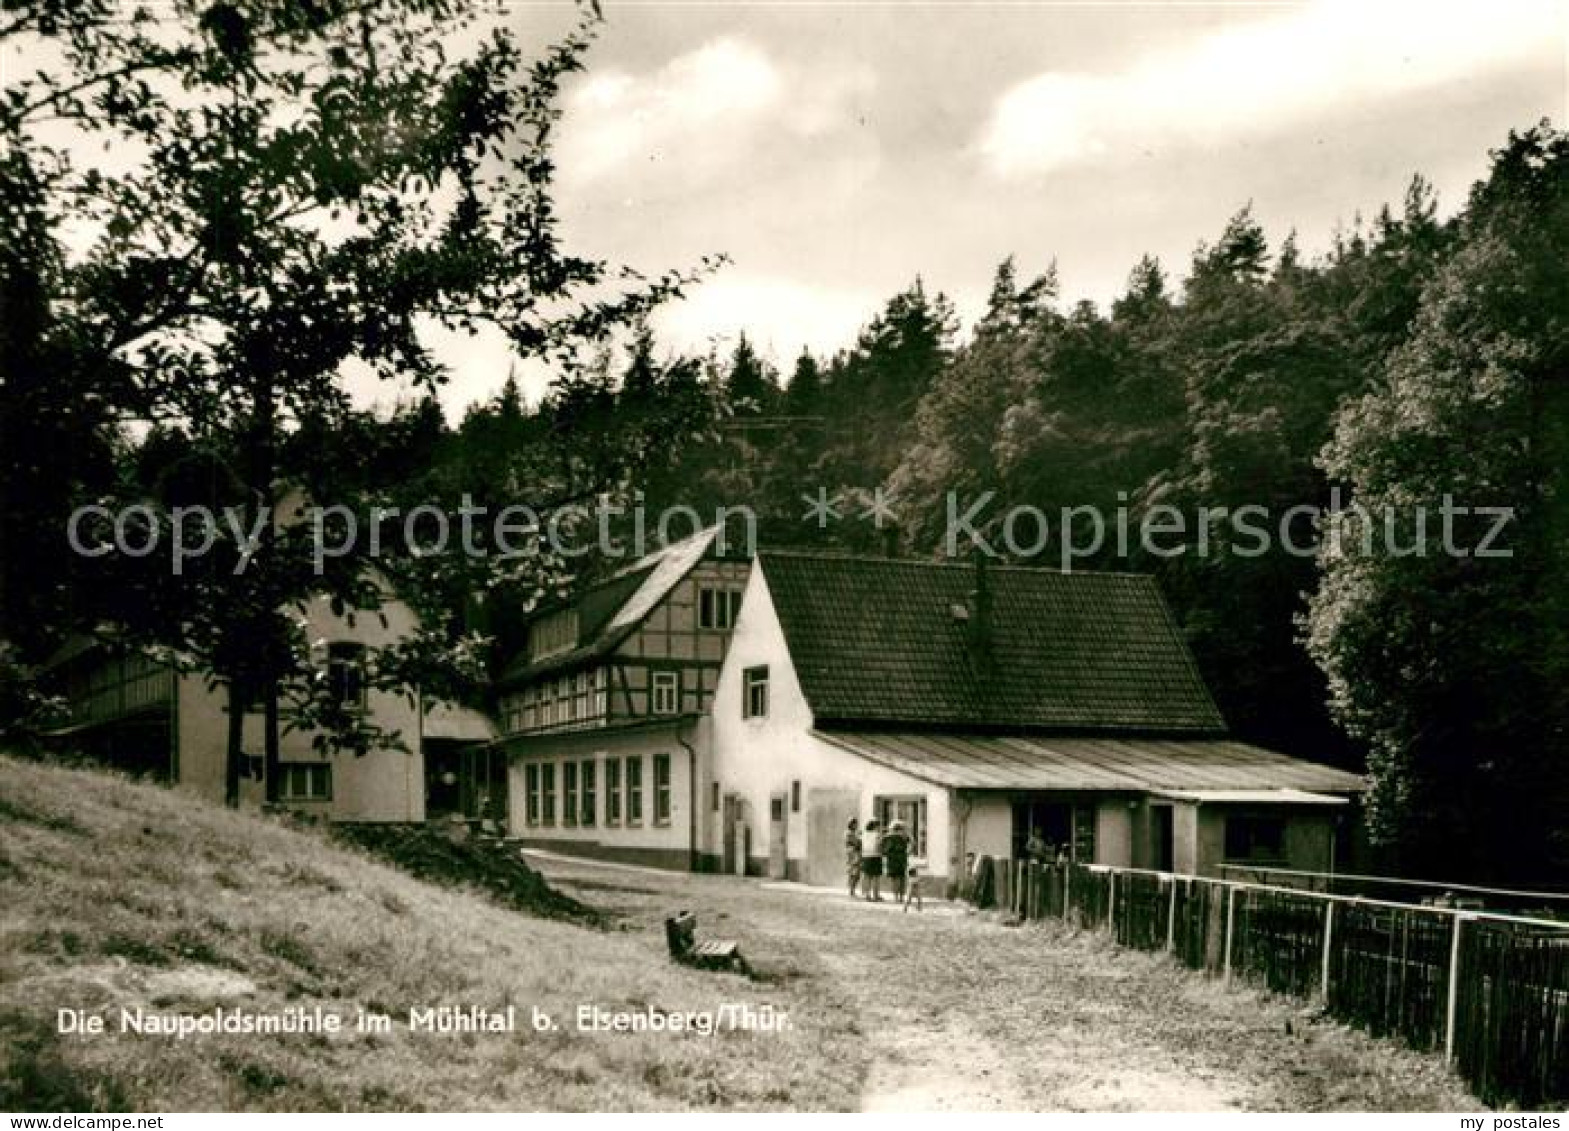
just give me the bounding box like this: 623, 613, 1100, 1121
758, 548, 1163, 580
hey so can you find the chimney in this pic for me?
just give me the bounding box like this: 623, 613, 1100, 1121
966, 549, 995, 673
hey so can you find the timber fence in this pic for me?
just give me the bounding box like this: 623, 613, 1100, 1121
968, 857, 1569, 1109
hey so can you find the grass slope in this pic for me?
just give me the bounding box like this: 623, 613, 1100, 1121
0, 756, 861, 1112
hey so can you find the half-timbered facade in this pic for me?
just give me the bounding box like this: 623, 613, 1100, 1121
496, 526, 750, 868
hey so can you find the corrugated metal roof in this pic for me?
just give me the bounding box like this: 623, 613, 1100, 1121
761, 552, 1225, 733
814, 730, 1367, 794
1153, 788, 1350, 805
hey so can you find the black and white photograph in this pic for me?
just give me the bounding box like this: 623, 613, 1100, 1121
1, 0, 1566, 1115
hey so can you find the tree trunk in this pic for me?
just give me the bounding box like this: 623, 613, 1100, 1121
263, 684, 280, 806
224, 679, 244, 808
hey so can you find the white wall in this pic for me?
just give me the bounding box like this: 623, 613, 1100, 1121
709, 565, 953, 879
506, 719, 703, 868
958, 794, 1013, 861
174, 589, 426, 822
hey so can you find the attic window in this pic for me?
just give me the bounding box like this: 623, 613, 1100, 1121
327, 642, 366, 710
743, 665, 770, 719
700, 587, 743, 630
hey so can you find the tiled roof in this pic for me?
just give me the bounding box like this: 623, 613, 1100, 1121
497, 527, 724, 687
816, 731, 1366, 794
759, 551, 1225, 733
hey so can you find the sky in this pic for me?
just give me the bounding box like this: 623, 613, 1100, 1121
9, 1, 1567, 418
416, 0, 1567, 417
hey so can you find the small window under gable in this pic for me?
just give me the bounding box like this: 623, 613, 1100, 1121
743, 665, 769, 719
327, 642, 366, 711
699, 587, 744, 631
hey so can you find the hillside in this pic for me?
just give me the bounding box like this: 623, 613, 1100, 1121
0, 755, 861, 1111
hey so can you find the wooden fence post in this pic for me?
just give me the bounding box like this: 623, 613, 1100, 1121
1444, 912, 1466, 1065
1320, 900, 1335, 1004
1166, 876, 1177, 953
1223, 885, 1237, 983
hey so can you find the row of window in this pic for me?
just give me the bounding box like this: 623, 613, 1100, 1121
523, 754, 673, 829
502, 669, 609, 732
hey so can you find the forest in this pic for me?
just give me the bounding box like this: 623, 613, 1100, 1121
1, 1, 1565, 883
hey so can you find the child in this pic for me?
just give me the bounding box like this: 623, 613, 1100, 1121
903, 864, 923, 912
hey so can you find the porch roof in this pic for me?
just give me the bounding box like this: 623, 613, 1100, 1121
813, 730, 1366, 796
423, 701, 498, 743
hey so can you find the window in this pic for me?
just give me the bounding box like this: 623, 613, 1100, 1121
541, 763, 556, 826
563, 761, 578, 827
711, 781, 720, 812
279, 762, 331, 801
525, 764, 540, 825
699, 587, 744, 630
605, 758, 621, 825
651, 671, 679, 715
791, 779, 801, 813
592, 668, 607, 716
654, 753, 672, 825
327, 642, 366, 710
574, 671, 589, 720
743, 665, 769, 719
874, 795, 929, 857
580, 759, 596, 826
1225, 814, 1286, 863
627, 755, 643, 825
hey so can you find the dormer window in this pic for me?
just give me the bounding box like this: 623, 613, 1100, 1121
530, 610, 578, 660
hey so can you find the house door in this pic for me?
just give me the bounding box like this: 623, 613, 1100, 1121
1152, 804, 1174, 872
722, 794, 743, 875
768, 792, 788, 879
806, 789, 858, 887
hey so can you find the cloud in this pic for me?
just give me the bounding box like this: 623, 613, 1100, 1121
978, 0, 1562, 177
559, 36, 875, 184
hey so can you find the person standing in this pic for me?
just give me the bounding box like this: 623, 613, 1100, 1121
845, 818, 862, 898
882, 819, 911, 902
860, 819, 884, 901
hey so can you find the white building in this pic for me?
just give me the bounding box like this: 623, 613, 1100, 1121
706, 551, 1367, 887
45, 584, 496, 823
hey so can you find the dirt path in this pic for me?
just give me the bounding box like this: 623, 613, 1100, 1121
528, 854, 1480, 1113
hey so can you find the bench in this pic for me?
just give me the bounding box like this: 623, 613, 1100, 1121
664, 911, 746, 973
